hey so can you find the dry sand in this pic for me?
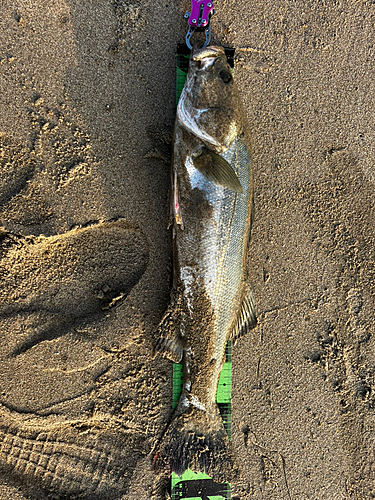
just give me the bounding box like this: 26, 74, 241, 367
0, 0, 374, 498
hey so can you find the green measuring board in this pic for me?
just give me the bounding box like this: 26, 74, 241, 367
171, 45, 235, 500
172, 342, 232, 434
171, 470, 231, 500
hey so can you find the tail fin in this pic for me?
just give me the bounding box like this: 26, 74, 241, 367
153, 404, 233, 483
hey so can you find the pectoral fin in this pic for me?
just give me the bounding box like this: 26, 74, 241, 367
193, 149, 243, 193
230, 283, 257, 341
155, 294, 183, 363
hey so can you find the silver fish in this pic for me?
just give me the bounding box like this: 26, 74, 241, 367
154, 46, 256, 480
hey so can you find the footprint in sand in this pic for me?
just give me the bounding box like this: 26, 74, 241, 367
0, 135, 150, 499
0, 220, 149, 353
0, 219, 149, 405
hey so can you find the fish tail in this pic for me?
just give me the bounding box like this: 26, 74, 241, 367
153, 402, 233, 482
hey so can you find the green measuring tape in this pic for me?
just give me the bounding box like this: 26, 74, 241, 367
171, 45, 235, 500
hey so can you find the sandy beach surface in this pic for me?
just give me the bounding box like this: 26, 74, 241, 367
0, 0, 375, 498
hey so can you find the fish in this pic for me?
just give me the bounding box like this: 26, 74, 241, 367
154, 45, 257, 481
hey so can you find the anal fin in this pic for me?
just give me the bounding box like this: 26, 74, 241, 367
230, 282, 257, 341
155, 299, 183, 363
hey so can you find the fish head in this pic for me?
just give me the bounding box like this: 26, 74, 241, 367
177, 46, 243, 153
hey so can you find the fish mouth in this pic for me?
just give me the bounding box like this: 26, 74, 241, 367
192, 46, 225, 61
192, 46, 225, 68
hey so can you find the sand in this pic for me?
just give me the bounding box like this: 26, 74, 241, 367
0, 0, 374, 498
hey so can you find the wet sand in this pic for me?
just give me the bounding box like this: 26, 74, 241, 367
0, 0, 375, 498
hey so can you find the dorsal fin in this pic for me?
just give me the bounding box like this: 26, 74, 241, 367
229, 283, 257, 341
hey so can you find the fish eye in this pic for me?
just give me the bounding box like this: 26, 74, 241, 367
219, 70, 232, 84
